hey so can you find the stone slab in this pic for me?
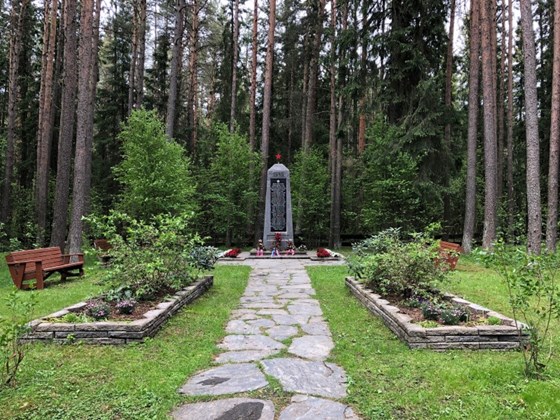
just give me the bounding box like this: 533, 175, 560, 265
172, 398, 275, 420
178, 363, 267, 396
266, 325, 299, 341
261, 358, 347, 399
301, 322, 331, 336
226, 320, 261, 335
219, 335, 286, 352
288, 335, 334, 361
280, 395, 359, 420
215, 350, 279, 364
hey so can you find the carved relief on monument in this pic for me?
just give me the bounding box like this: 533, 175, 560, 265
270, 178, 287, 232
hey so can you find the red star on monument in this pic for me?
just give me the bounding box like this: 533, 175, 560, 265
275, 153, 282, 162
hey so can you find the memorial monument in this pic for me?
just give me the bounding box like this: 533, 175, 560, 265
263, 162, 294, 250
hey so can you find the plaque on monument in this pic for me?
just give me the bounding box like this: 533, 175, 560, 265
263, 163, 294, 249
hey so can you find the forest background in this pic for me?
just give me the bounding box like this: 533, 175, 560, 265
0, 0, 559, 254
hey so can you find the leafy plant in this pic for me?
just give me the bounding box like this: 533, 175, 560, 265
440, 307, 468, 325
348, 225, 450, 299
421, 302, 441, 321
489, 240, 560, 378
486, 316, 502, 326
419, 320, 439, 328
85, 300, 110, 320
189, 246, 220, 270
115, 299, 137, 315
0, 289, 37, 387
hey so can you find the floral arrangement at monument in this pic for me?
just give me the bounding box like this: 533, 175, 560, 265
224, 248, 242, 258
316, 248, 332, 258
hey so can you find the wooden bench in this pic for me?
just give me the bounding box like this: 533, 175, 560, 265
93, 239, 112, 266
438, 241, 463, 270
5, 247, 84, 290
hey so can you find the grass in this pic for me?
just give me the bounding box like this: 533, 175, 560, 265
0, 264, 251, 419
307, 260, 560, 419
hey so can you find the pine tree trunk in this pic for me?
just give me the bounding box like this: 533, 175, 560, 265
249, 0, 258, 151
129, 0, 146, 111
328, 0, 338, 247
35, 0, 58, 245
506, 0, 515, 240
67, 0, 99, 254
51, 0, 78, 250
462, 0, 481, 253
520, 0, 541, 254
229, 0, 239, 132
256, 0, 276, 243
166, 0, 185, 138
357, 0, 368, 154
1, 0, 29, 224
188, 0, 199, 153
480, 0, 498, 250
303, 0, 325, 151
546, 0, 560, 251
497, 0, 506, 201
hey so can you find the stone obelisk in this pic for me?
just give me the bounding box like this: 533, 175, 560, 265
263, 163, 294, 250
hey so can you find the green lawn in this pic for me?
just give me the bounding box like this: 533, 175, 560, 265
0, 263, 251, 419
308, 259, 560, 419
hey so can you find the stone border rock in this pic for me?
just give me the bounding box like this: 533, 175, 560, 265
21, 276, 213, 345
346, 277, 529, 350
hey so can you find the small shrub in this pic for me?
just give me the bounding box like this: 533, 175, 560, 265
190, 246, 220, 270
486, 316, 502, 326
348, 225, 449, 299
440, 307, 469, 325
419, 320, 439, 328
115, 299, 137, 315
421, 302, 441, 321
85, 300, 110, 320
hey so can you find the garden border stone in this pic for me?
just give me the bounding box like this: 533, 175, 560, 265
345, 277, 529, 350
21, 276, 213, 345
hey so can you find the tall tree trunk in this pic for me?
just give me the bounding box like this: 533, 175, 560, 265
51, 0, 78, 249
480, 0, 498, 250
520, 0, 541, 254
67, 0, 99, 254
255, 0, 276, 244
497, 0, 506, 201
1, 0, 30, 224
129, 0, 147, 112
357, 0, 368, 154
35, 0, 58, 245
166, 0, 185, 138
303, 0, 325, 151
300, 53, 308, 148
506, 0, 515, 240
187, 0, 199, 153
328, 0, 340, 248
229, 0, 239, 132
249, 0, 258, 151
462, 0, 481, 253
546, 0, 560, 251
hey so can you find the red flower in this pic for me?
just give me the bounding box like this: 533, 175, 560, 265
316, 248, 331, 258
225, 248, 242, 258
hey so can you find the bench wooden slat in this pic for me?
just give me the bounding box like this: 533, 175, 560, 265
4, 246, 84, 290
438, 241, 463, 270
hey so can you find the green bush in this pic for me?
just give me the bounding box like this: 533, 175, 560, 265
348, 226, 449, 299
87, 212, 210, 301
114, 109, 196, 220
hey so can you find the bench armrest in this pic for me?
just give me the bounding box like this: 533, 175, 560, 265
61, 253, 84, 263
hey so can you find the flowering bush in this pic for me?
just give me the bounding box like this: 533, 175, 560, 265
85, 300, 110, 320
115, 299, 137, 315
224, 248, 241, 258
440, 307, 469, 325
316, 248, 331, 258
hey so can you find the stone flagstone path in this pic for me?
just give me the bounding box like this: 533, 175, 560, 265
173, 258, 359, 419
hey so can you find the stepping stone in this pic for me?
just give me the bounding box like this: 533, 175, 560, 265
279, 395, 359, 420
267, 325, 299, 341
219, 335, 286, 352
288, 304, 322, 317
172, 398, 275, 420
289, 335, 334, 361
231, 309, 257, 317
178, 363, 267, 396
278, 292, 314, 300
226, 320, 261, 335
257, 309, 289, 316
215, 350, 279, 364
301, 322, 331, 336
261, 358, 347, 399
239, 314, 260, 321
272, 314, 309, 326
247, 318, 276, 328
309, 316, 325, 323
243, 302, 284, 309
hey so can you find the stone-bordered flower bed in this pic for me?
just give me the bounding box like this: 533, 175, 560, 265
21, 276, 213, 345
346, 277, 529, 350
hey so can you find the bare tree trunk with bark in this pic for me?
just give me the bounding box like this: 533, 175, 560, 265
546, 0, 560, 251
256, 0, 276, 244
35, 0, 58, 245
67, 0, 100, 254
1, 0, 30, 224
506, 0, 515, 240
462, 0, 481, 253
51, 0, 78, 249
129, 0, 147, 112
187, 0, 200, 153
166, 0, 185, 138
480, 0, 498, 250
520, 0, 541, 254
229, 0, 239, 132
249, 0, 258, 151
